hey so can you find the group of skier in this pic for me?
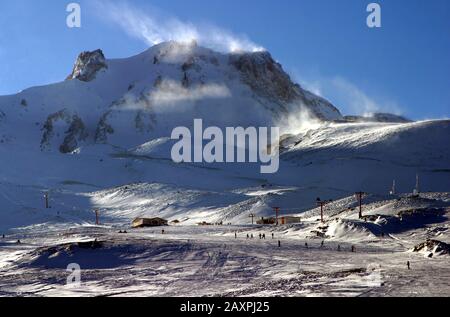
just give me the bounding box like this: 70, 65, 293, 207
241, 232, 276, 240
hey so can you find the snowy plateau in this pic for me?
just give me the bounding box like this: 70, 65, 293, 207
0, 41, 449, 297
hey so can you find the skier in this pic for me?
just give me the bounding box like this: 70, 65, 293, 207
351, 245, 355, 253
278, 240, 281, 248
162, 229, 165, 235
246, 234, 249, 239
272, 233, 274, 239
338, 245, 341, 252
321, 241, 324, 248
407, 261, 411, 270
235, 232, 237, 239
263, 234, 266, 240
251, 234, 254, 239
259, 233, 262, 240
305, 242, 308, 249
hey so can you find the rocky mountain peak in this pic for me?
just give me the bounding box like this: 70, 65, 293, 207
229, 51, 297, 103
67, 49, 107, 82
229, 50, 341, 120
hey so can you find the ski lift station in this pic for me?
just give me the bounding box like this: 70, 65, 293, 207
132, 218, 168, 228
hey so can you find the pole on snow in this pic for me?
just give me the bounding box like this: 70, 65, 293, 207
316, 198, 332, 223
355, 192, 365, 219
272, 207, 280, 225
249, 213, 256, 225
95, 209, 99, 225
44, 192, 49, 209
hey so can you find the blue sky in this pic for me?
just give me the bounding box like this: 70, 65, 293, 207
0, 0, 449, 119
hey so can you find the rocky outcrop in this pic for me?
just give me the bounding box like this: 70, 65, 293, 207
413, 240, 450, 257
40, 110, 72, 151
230, 51, 298, 103
229, 51, 341, 120
95, 111, 114, 144
59, 115, 88, 154
67, 49, 107, 82
344, 113, 412, 123
40, 110, 88, 153
94, 93, 157, 144
134, 94, 157, 133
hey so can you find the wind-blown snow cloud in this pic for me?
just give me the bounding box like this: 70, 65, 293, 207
115, 80, 231, 112
294, 73, 403, 117
277, 106, 324, 135
92, 0, 264, 53
150, 80, 231, 107
330, 77, 403, 117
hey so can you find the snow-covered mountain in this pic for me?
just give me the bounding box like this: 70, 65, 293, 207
0, 41, 341, 154
0, 41, 449, 231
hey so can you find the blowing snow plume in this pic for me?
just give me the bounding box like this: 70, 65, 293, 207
93, 0, 264, 53
277, 106, 324, 136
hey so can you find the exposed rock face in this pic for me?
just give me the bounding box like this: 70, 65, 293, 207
413, 239, 450, 257
134, 94, 157, 133
230, 51, 298, 103
67, 49, 107, 82
59, 115, 88, 154
344, 113, 412, 123
95, 111, 114, 144
94, 93, 157, 144
229, 51, 341, 120
40, 110, 88, 153
41, 110, 72, 151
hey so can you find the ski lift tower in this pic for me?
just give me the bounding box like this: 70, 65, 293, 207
272, 207, 280, 226
94, 209, 100, 226
316, 198, 332, 223
249, 213, 256, 225
354, 192, 366, 219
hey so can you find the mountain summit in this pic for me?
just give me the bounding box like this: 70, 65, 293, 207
0, 41, 342, 153
66, 49, 108, 82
